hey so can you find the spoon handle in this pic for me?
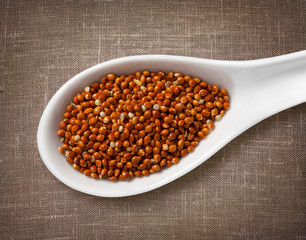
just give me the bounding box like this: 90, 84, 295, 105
233, 51, 306, 124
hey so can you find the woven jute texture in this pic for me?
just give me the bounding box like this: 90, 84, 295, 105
0, 0, 305, 239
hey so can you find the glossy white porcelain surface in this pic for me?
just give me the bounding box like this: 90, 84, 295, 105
37, 51, 306, 197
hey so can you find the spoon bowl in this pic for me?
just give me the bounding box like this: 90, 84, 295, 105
37, 51, 306, 197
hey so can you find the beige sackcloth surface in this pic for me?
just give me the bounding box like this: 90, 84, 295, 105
0, 0, 305, 239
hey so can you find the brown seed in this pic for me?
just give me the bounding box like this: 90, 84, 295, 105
178, 139, 185, 150
142, 170, 150, 176
107, 73, 116, 81
126, 161, 133, 169
211, 108, 218, 116
223, 102, 230, 109
73, 163, 80, 170
169, 145, 177, 153
161, 129, 169, 136
184, 117, 193, 125
108, 176, 117, 181
90, 165, 97, 173
57, 130, 65, 137
205, 102, 213, 109
84, 169, 91, 176
58, 71, 229, 181
187, 146, 194, 153
72, 147, 82, 154
180, 149, 188, 157
143, 159, 152, 165
92, 152, 101, 160
116, 162, 123, 169
91, 172, 98, 179
172, 157, 179, 164
181, 96, 188, 104
145, 125, 152, 133
164, 116, 172, 124
207, 122, 215, 130
152, 164, 160, 171
138, 164, 146, 170
135, 171, 143, 178
89, 117, 98, 125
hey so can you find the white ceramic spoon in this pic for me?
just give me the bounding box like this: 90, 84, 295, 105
37, 51, 306, 197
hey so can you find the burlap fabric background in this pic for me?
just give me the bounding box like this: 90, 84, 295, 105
0, 0, 305, 239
